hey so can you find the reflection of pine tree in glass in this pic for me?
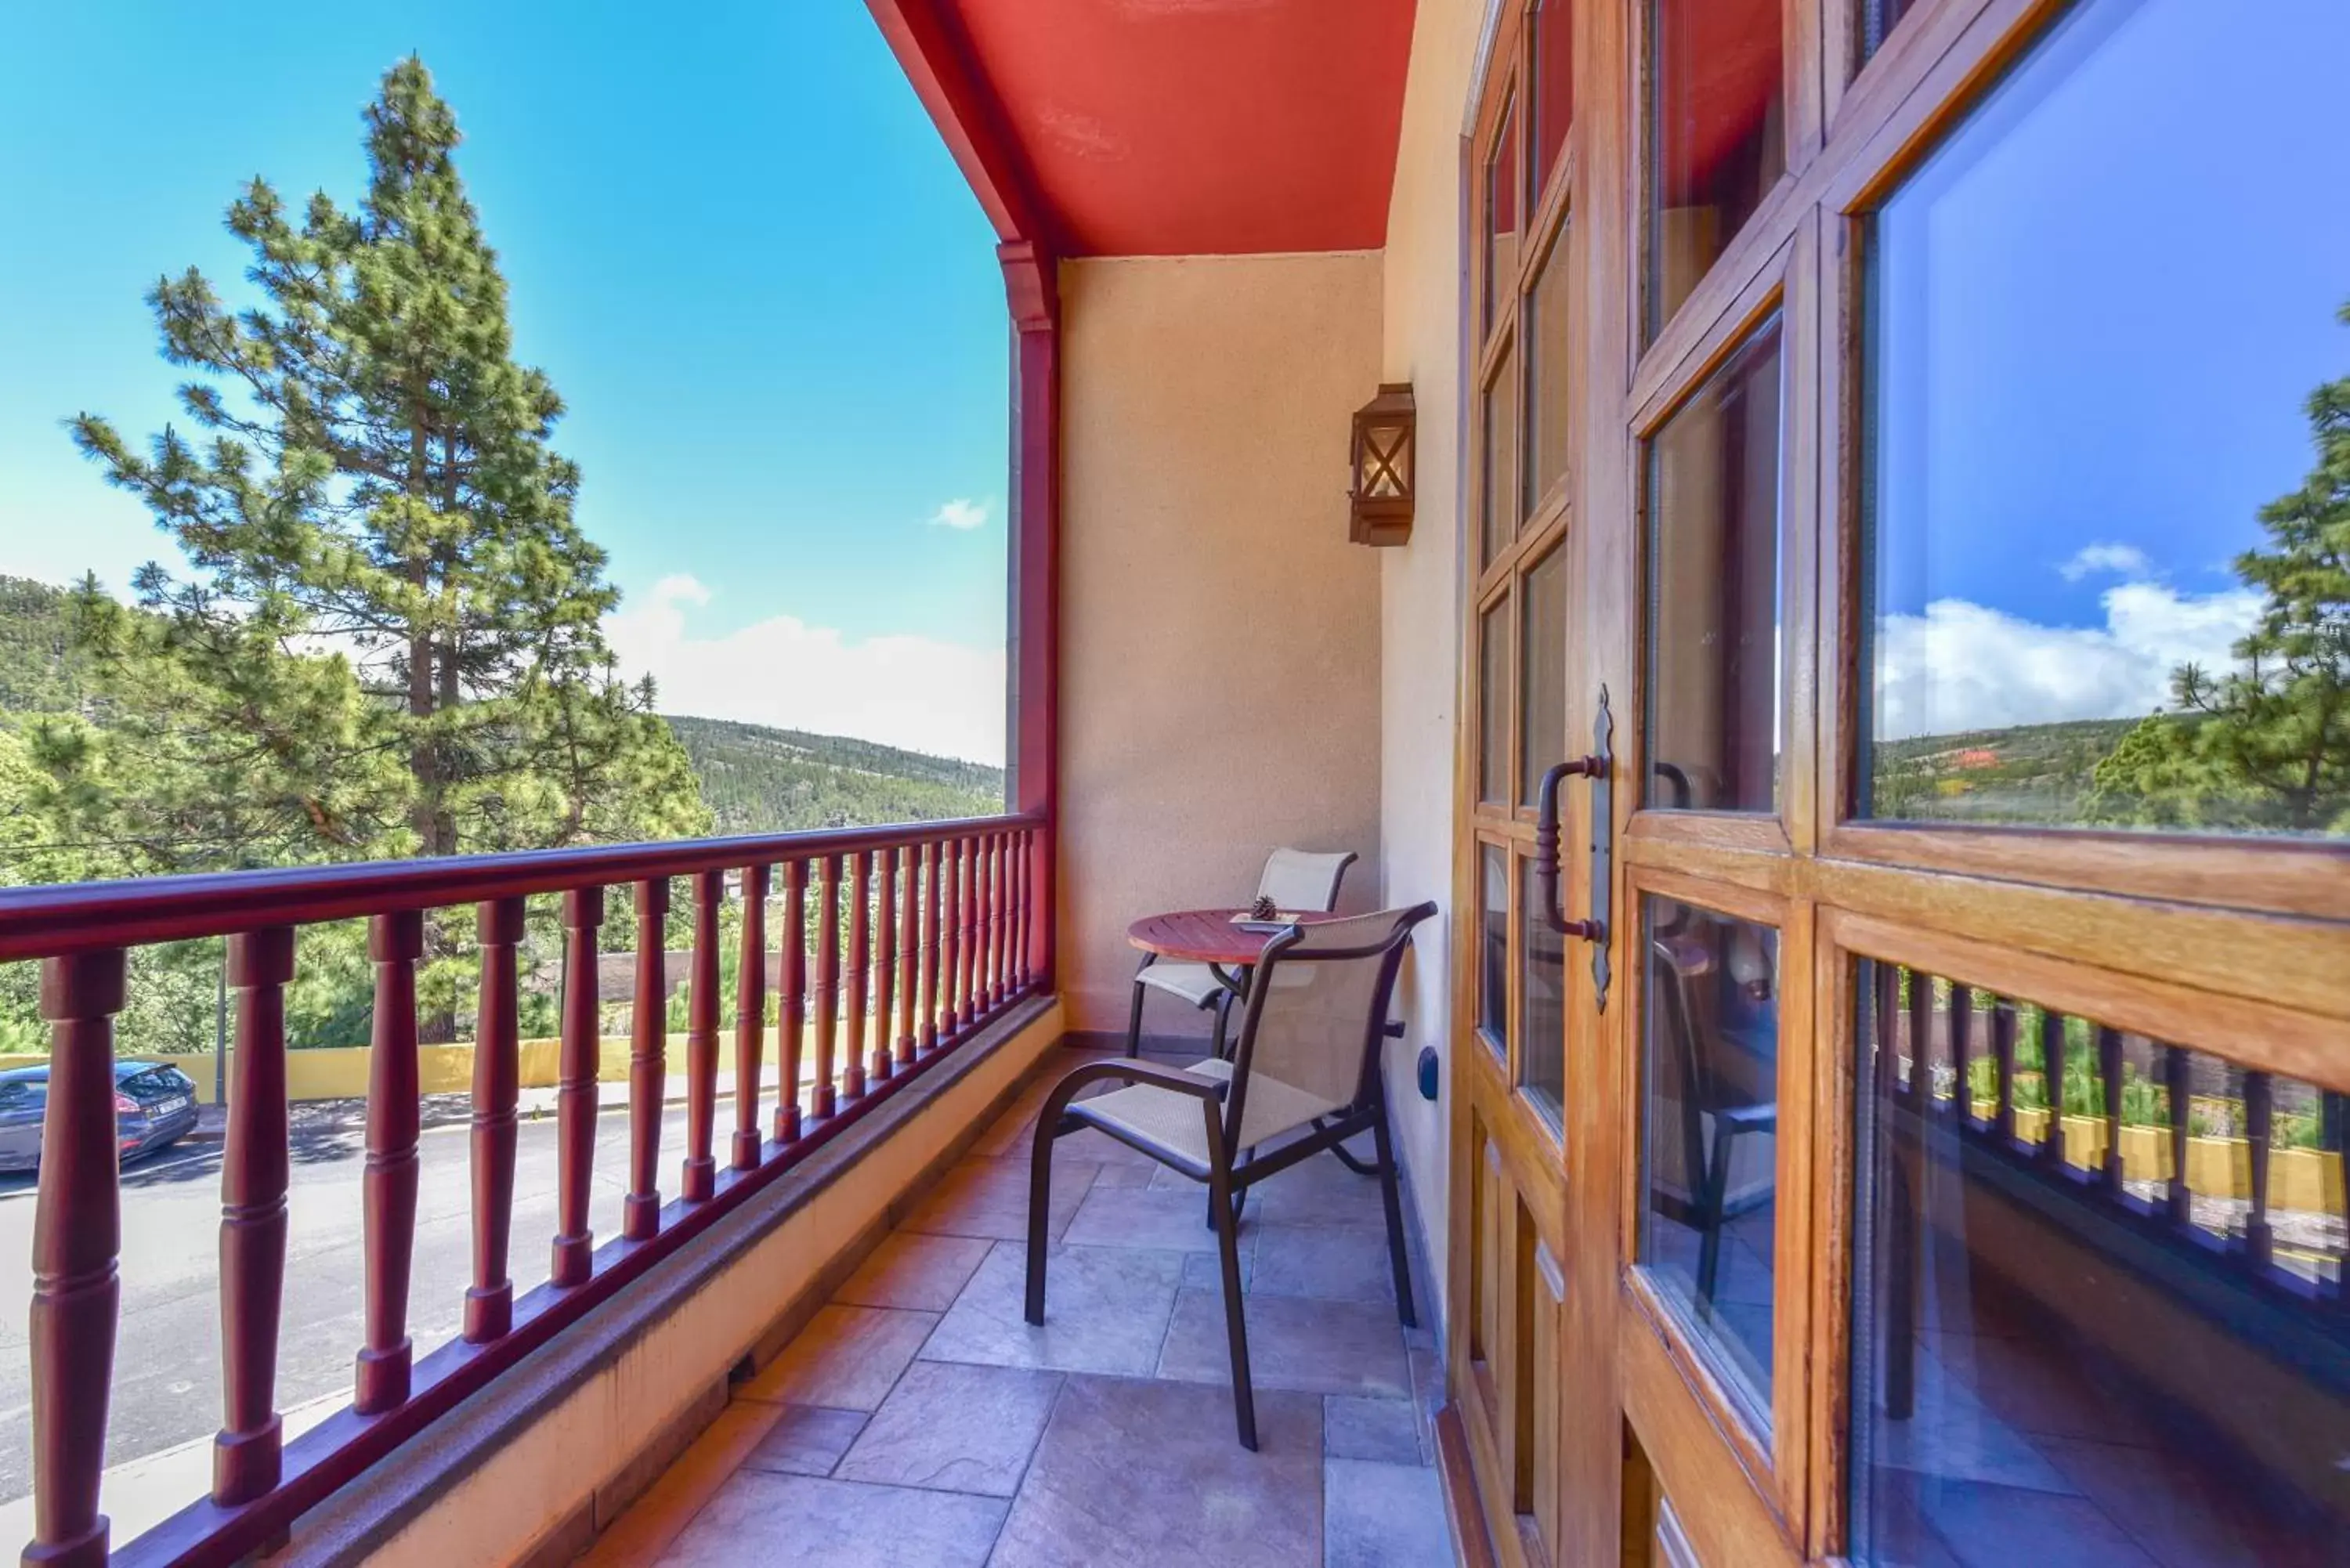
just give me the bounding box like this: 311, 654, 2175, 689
2092, 300, 2350, 835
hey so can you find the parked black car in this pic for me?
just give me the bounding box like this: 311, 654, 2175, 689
0, 1060, 201, 1174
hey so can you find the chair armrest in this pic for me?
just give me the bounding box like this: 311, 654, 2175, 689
1044, 1059, 1228, 1108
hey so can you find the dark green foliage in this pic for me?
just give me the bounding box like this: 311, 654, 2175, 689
2090, 299, 2350, 835
1869, 719, 2138, 825
58, 56, 708, 870
671, 716, 1002, 833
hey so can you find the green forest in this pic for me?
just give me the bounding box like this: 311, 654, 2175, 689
0, 59, 1002, 1058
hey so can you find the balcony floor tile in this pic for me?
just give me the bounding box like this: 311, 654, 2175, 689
739, 1405, 866, 1479
1251, 1223, 1400, 1304
832, 1360, 1062, 1498
921, 1241, 1185, 1377
1062, 1183, 1256, 1253
989, 1373, 1323, 1568
833, 1232, 994, 1313
651, 1470, 1007, 1568
1325, 1458, 1452, 1568
902, 1156, 1099, 1242
1324, 1395, 1426, 1465
739, 1304, 938, 1411
1157, 1289, 1412, 1397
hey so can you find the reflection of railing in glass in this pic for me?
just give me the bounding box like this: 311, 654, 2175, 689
1853, 958, 2346, 1565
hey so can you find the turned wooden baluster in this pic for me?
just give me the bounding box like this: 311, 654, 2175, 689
683, 869, 723, 1202
26, 949, 127, 1568
466, 898, 526, 1342
773, 860, 808, 1142
1947, 982, 1973, 1124
1900, 967, 1928, 1111
983, 833, 1003, 1011
938, 838, 963, 1042
957, 836, 980, 1031
2097, 1025, 2126, 1195
2037, 1009, 2068, 1173
872, 847, 898, 1084
843, 851, 870, 1102
1990, 997, 2018, 1145
920, 840, 943, 1055
624, 880, 671, 1241
2243, 1068, 2274, 1269
812, 856, 841, 1118
895, 844, 920, 1071
2164, 1045, 2193, 1227
1016, 827, 1034, 990
734, 864, 769, 1170
215, 929, 293, 1503
970, 834, 991, 1017
551, 887, 604, 1287
356, 910, 424, 1414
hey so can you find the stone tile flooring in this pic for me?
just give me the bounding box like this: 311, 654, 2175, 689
589, 1048, 1455, 1567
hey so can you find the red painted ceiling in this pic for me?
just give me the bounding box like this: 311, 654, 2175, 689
941, 0, 1421, 258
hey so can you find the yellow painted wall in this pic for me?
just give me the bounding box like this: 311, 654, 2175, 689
1375, 0, 1486, 1323
335, 1001, 1065, 1568
1056, 252, 1386, 1036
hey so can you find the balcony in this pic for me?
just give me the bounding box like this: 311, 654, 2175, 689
581, 1043, 1450, 1568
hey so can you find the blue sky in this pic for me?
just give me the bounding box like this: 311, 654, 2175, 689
0, 2, 1011, 762
1868, 0, 2350, 740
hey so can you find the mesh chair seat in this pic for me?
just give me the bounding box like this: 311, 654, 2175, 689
1072, 1057, 1339, 1168
1133, 959, 1226, 1008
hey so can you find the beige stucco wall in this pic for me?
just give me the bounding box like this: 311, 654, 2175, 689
1376, 0, 1485, 1327
1057, 252, 1386, 1038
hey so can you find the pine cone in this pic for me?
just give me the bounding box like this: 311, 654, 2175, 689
1249, 894, 1280, 922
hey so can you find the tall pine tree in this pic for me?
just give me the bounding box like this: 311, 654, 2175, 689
66, 56, 706, 868
2092, 298, 2350, 834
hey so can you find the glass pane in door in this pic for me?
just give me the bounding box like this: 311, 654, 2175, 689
1647, 0, 1784, 341
1850, 958, 2348, 1564
1518, 856, 1565, 1129
1646, 316, 1785, 813
1480, 595, 1510, 802
1484, 91, 1520, 338
1637, 895, 1779, 1425
1862, 0, 2350, 840
1520, 542, 1568, 806
1477, 844, 1509, 1056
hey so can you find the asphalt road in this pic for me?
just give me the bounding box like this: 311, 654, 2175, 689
0, 1093, 706, 1507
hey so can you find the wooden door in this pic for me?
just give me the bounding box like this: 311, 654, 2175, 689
1451, 1, 2350, 1565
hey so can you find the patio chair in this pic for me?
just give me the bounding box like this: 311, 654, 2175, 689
1123, 847, 1358, 1059
1647, 927, 1777, 1313
1029, 903, 1435, 1450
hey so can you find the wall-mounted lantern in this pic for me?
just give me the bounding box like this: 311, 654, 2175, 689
1347, 382, 1415, 546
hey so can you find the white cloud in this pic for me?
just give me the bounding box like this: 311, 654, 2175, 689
1873, 582, 2260, 741
2057, 541, 2153, 581
607, 576, 1006, 766
927, 498, 991, 531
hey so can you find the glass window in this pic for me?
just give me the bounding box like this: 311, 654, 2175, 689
1484, 91, 1520, 338
1638, 896, 1778, 1424
1859, 0, 1919, 65
1647, 316, 1784, 813
1647, 0, 1784, 342
1532, 0, 1574, 198
1520, 542, 1567, 806
1480, 595, 1509, 803
1851, 958, 2348, 1565
1864, 0, 2350, 840
1524, 226, 1574, 517
1518, 856, 1565, 1129
1483, 346, 1522, 568
1477, 844, 1509, 1053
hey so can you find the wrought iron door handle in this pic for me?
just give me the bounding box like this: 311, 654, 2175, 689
1531, 686, 1618, 1010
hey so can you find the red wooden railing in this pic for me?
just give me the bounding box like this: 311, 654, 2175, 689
0, 814, 1047, 1568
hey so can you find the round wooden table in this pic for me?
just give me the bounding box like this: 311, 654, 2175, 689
1125, 907, 1343, 975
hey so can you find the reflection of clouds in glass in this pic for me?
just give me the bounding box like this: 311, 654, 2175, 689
1875, 580, 2261, 740
2057, 541, 2153, 581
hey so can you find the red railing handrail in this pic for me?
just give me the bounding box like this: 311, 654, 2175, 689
6, 812, 1050, 1568
0, 812, 1043, 961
